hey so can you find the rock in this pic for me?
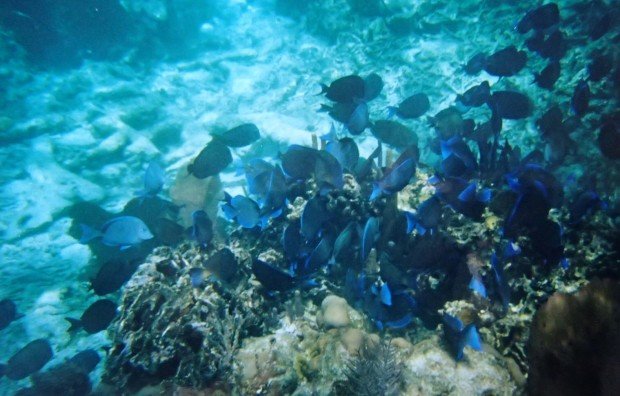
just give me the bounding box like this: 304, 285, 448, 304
318, 295, 350, 329
400, 337, 517, 395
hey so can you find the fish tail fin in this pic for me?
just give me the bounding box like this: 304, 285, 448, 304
463, 324, 483, 351
79, 224, 101, 244
319, 83, 329, 95
65, 317, 82, 332
369, 183, 382, 201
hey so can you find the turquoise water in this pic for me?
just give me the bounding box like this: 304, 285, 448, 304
0, 1, 618, 395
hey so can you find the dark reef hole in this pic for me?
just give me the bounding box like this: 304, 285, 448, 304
156, 356, 181, 379
182, 325, 204, 353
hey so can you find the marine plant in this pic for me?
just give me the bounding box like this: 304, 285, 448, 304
337, 338, 403, 396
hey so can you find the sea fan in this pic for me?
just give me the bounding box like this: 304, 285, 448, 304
340, 339, 403, 396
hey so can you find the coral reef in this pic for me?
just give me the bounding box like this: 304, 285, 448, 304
527, 278, 620, 396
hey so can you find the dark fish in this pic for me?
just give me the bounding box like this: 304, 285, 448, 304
320, 102, 357, 125
361, 217, 379, 263
515, 3, 560, 34
221, 193, 261, 229
489, 91, 532, 120
346, 102, 369, 135
536, 105, 564, 138
282, 220, 304, 260
598, 115, 620, 159
589, 11, 612, 40
483, 46, 527, 77
213, 123, 260, 148
363, 73, 383, 101
0, 299, 19, 330
25, 364, 91, 396
79, 216, 153, 249
455, 81, 490, 110
281, 145, 318, 180
321, 75, 365, 103
442, 314, 482, 361
506, 164, 563, 208
525, 31, 545, 53
430, 107, 465, 140
529, 219, 565, 266
189, 210, 213, 248
587, 53, 613, 82
252, 258, 296, 291
187, 138, 232, 179
65, 299, 117, 334
301, 195, 331, 240
568, 190, 604, 224
537, 30, 567, 60
370, 120, 418, 148
405, 195, 442, 235
491, 252, 510, 311
67, 350, 100, 374
534, 61, 560, 90
152, 217, 184, 246
245, 159, 274, 197
388, 93, 430, 119
136, 161, 165, 198
0, 339, 53, 380
326, 137, 359, 172
570, 80, 590, 117
441, 136, 478, 176
464, 53, 487, 75
204, 248, 238, 282
370, 152, 416, 200
90, 259, 137, 296
314, 150, 344, 193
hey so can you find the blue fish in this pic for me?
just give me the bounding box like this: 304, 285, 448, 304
346, 101, 369, 135
301, 196, 332, 240
221, 193, 262, 229
251, 258, 296, 292
441, 136, 478, 176
442, 313, 482, 361
371, 282, 392, 306
302, 237, 333, 275
405, 195, 442, 235
80, 216, 154, 250
189, 210, 213, 248
331, 222, 355, 264
363, 73, 383, 101
468, 276, 487, 298
361, 217, 379, 263
136, 161, 165, 198
326, 137, 359, 172
371, 291, 417, 330
259, 165, 287, 219
370, 152, 416, 200
433, 177, 490, 220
